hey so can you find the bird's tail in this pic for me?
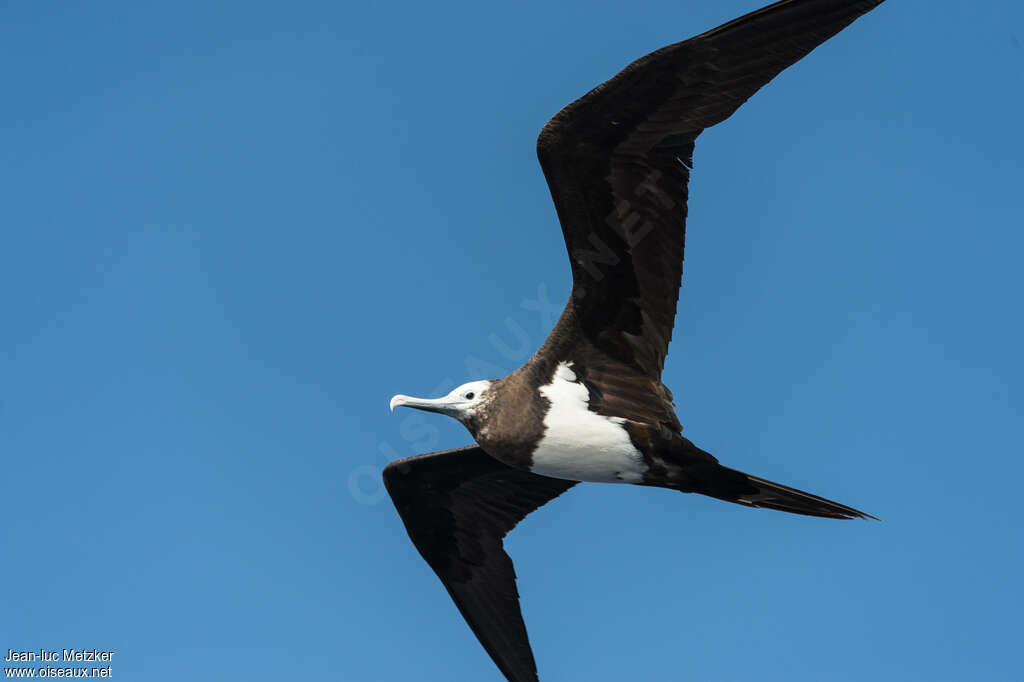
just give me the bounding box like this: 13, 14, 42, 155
688, 463, 876, 520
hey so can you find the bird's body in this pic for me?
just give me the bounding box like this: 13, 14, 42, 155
465, 305, 680, 484
383, 2, 889, 680
529, 362, 647, 484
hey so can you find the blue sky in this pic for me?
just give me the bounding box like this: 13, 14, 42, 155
2, 1, 1022, 680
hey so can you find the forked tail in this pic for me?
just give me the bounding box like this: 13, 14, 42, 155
686, 461, 876, 520
729, 466, 876, 519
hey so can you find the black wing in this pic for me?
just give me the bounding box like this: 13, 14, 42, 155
537, 0, 886, 380
383, 446, 576, 682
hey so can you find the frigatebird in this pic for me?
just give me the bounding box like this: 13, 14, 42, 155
384, 1, 884, 680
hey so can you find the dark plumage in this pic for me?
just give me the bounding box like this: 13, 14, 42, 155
384, 447, 574, 682
384, 2, 887, 680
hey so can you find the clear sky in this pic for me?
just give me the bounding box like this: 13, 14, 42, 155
2, 1, 1022, 680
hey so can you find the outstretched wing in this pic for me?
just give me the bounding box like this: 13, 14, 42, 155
537, 0, 886, 379
383, 446, 576, 682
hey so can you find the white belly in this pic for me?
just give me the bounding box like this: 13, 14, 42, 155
531, 363, 648, 484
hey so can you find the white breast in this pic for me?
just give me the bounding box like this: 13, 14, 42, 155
531, 362, 648, 484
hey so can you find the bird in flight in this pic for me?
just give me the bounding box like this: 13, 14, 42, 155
384, 1, 885, 680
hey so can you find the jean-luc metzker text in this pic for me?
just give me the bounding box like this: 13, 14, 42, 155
5, 650, 114, 663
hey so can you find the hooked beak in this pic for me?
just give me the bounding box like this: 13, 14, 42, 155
389, 394, 456, 415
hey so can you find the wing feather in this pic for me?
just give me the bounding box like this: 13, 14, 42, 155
536, 0, 886, 381
383, 446, 575, 682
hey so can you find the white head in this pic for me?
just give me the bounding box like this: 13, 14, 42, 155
389, 380, 493, 424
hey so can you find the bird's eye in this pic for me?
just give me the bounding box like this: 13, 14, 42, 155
465, 392, 475, 400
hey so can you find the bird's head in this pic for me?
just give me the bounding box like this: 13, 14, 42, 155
389, 380, 494, 427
